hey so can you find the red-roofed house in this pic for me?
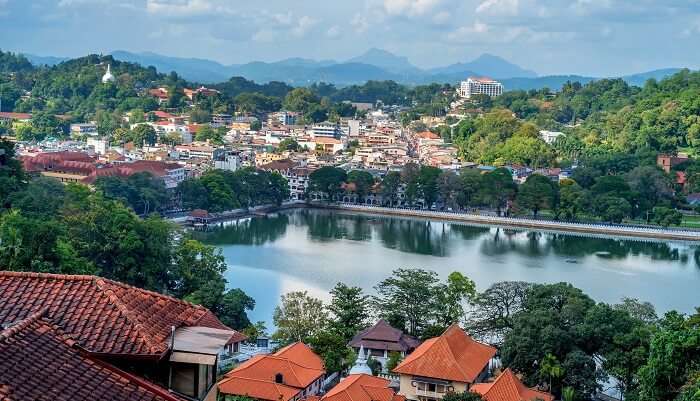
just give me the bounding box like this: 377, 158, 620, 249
218, 342, 326, 401
0, 271, 246, 401
321, 374, 405, 401
392, 324, 497, 401
348, 319, 420, 372
0, 310, 187, 401
470, 369, 553, 401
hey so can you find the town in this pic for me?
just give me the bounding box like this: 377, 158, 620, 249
2, 17, 700, 401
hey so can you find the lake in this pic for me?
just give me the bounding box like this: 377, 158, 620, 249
196, 208, 700, 327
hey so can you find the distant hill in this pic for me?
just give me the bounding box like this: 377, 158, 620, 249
21, 49, 687, 91
347, 48, 421, 74
429, 53, 538, 79
22, 53, 69, 66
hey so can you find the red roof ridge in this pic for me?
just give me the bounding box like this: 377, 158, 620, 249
0, 309, 49, 343
94, 278, 165, 353
440, 324, 471, 381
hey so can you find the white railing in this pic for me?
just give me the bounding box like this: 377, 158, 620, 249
325, 203, 700, 241
415, 389, 445, 399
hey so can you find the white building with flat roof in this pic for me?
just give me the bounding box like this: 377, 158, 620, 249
539, 130, 565, 144
458, 77, 504, 98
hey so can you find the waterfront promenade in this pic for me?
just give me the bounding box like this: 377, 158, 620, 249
176, 201, 700, 242
321, 203, 700, 242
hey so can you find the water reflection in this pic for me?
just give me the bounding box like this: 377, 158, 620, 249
198, 210, 699, 267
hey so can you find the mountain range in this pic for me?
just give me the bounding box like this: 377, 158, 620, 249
23, 49, 684, 91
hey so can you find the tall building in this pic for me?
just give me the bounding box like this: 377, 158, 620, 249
458, 77, 503, 99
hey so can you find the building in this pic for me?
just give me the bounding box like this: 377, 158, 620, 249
311, 122, 341, 138
218, 342, 326, 401
657, 153, 689, 173
212, 113, 233, 127
260, 159, 314, 201
538, 130, 564, 145
458, 77, 504, 99
269, 111, 300, 126
0, 111, 32, 124
348, 319, 421, 372
174, 143, 221, 160
322, 374, 405, 401
470, 369, 553, 401
70, 123, 99, 136
0, 310, 188, 401
87, 137, 108, 155
392, 324, 497, 401
21, 151, 97, 183
214, 149, 241, 172
0, 271, 246, 401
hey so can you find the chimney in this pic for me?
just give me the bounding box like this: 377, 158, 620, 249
275, 373, 284, 384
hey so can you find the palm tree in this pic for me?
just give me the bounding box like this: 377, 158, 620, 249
539, 353, 564, 393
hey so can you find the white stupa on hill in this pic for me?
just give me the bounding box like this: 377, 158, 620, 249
102, 64, 115, 83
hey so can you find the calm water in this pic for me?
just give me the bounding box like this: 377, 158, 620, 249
196, 209, 700, 326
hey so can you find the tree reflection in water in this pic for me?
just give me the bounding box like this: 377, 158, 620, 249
196, 209, 699, 268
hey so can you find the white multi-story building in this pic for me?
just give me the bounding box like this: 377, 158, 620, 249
311, 122, 341, 138
539, 130, 565, 145
213, 150, 241, 172
458, 77, 504, 98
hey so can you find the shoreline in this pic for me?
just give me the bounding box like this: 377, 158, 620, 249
179, 202, 700, 242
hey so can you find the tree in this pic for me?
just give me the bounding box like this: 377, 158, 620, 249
278, 138, 300, 152
517, 174, 558, 217
540, 353, 565, 393
309, 167, 347, 201
652, 206, 682, 227
170, 239, 227, 298
328, 283, 371, 341
614, 297, 658, 325
438, 171, 461, 210
441, 391, 484, 401
381, 171, 402, 206
307, 330, 354, 373
347, 170, 376, 199
434, 272, 477, 327
373, 268, 440, 337
273, 291, 328, 345
637, 311, 700, 401
242, 321, 267, 343
558, 180, 584, 221
479, 168, 517, 216
195, 125, 225, 144
132, 124, 157, 146
457, 168, 483, 208
386, 351, 403, 372
467, 281, 532, 345
418, 165, 442, 208
501, 283, 601, 399
594, 195, 631, 223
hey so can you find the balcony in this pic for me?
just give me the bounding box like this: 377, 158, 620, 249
415, 389, 445, 399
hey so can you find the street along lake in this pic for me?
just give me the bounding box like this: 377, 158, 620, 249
195, 208, 700, 326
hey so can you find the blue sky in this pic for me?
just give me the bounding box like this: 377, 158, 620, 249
2, 0, 700, 76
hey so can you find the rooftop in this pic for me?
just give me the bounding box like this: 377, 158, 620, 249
0, 310, 185, 401
470, 369, 554, 401
0, 271, 244, 357
322, 374, 405, 401
348, 319, 421, 352
392, 324, 496, 383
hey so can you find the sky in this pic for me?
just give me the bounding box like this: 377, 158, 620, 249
2, 0, 700, 76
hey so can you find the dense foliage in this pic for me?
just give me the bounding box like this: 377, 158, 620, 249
0, 140, 254, 329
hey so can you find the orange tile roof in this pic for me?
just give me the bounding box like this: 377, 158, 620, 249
219, 342, 325, 401
0, 271, 245, 357
416, 131, 441, 140
392, 324, 496, 383
322, 374, 404, 401
0, 311, 185, 401
274, 342, 325, 371
218, 376, 301, 401
470, 369, 554, 401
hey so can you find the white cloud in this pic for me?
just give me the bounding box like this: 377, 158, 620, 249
326, 25, 342, 39
145, 0, 216, 17
351, 13, 370, 33
252, 29, 276, 43
446, 20, 490, 42
292, 15, 317, 38
383, 0, 443, 17
432, 11, 450, 24
476, 0, 519, 16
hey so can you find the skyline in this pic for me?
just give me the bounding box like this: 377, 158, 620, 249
2, 0, 700, 77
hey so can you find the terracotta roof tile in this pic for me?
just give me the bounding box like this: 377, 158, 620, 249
219, 342, 325, 401
0, 311, 185, 401
349, 319, 421, 353
470, 369, 554, 401
323, 374, 400, 401
0, 271, 243, 357
392, 324, 496, 383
